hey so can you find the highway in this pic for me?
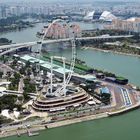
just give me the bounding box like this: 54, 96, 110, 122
129, 44, 140, 50
76, 35, 133, 41
0, 35, 134, 56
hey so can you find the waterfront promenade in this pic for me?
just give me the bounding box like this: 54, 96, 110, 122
1, 99, 140, 139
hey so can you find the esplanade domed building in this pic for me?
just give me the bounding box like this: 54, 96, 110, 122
84, 10, 117, 22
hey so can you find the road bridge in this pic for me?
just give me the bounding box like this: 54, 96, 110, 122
0, 35, 134, 56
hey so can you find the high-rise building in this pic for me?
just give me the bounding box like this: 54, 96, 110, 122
0, 7, 2, 19
0, 6, 7, 18
105, 18, 140, 33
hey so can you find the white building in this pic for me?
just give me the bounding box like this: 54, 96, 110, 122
99, 11, 117, 22
84, 10, 117, 22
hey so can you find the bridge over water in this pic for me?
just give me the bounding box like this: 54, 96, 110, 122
0, 35, 134, 56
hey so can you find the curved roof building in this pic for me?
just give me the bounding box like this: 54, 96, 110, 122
84, 11, 95, 20
99, 11, 117, 22
84, 10, 117, 22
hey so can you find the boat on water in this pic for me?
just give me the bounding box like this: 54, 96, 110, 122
103, 50, 110, 53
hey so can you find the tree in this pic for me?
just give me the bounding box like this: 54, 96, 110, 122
19, 67, 26, 75
12, 59, 18, 66
25, 61, 31, 68
8, 72, 21, 91
0, 95, 17, 111
14, 73, 21, 81
23, 92, 31, 101
0, 71, 3, 78
23, 78, 36, 93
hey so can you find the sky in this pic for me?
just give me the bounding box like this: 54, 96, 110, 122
0, 0, 138, 2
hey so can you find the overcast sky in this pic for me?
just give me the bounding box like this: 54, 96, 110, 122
0, 0, 138, 2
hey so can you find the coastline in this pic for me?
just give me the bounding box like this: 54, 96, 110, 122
0, 113, 108, 138
47, 112, 108, 129
1, 102, 140, 138
0, 23, 36, 35
1, 36, 140, 138
0, 126, 45, 138
81, 46, 140, 58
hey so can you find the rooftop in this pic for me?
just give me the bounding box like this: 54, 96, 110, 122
0, 86, 6, 92
100, 87, 110, 94
20, 55, 72, 75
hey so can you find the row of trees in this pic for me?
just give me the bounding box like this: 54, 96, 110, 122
0, 94, 22, 111
23, 78, 36, 101
10, 59, 36, 101
0, 15, 35, 32
0, 14, 32, 27
0, 72, 3, 78
82, 29, 132, 37
23, 78, 36, 93
0, 38, 12, 45
101, 43, 140, 55
9, 73, 21, 91
0, 115, 13, 126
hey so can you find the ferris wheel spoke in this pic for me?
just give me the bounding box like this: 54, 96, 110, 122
38, 19, 79, 96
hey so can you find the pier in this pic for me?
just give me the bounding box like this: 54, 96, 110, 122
25, 126, 39, 137
16, 130, 21, 137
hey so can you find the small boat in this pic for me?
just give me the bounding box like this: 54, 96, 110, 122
103, 50, 109, 53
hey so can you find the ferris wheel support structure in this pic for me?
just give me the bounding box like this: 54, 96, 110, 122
40, 19, 76, 95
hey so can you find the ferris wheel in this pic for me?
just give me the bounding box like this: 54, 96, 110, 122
38, 19, 77, 96
41, 19, 81, 39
